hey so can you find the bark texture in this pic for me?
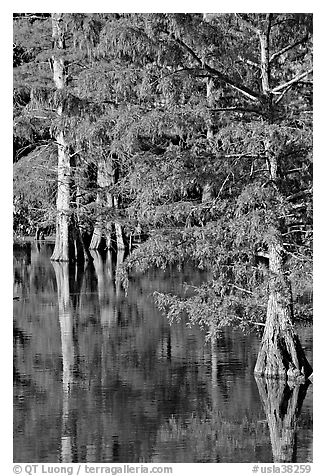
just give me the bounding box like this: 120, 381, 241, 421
254, 281, 312, 379
51, 130, 70, 261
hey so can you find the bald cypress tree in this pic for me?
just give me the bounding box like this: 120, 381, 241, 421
116, 13, 313, 380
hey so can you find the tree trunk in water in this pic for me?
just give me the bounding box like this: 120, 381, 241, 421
254, 238, 312, 379
252, 21, 312, 380
114, 219, 125, 251
89, 194, 104, 250
50, 14, 87, 262
50, 14, 71, 262
89, 158, 125, 251
89, 227, 103, 250
255, 377, 309, 462
255, 139, 312, 380
90, 159, 112, 249
115, 248, 125, 297
51, 129, 70, 261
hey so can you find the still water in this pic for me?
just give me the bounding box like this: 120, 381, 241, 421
13, 242, 313, 463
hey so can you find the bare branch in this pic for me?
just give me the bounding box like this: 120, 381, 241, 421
173, 36, 261, 102
231, 284, 253, 295
269, 34, 309, 63
272, 69, 313, 94
274, 84, 293, 105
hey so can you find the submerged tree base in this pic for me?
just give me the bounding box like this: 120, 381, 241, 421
51, 221, 92, 263
254, 292, 312, 381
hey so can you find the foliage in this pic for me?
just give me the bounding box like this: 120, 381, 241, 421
13, 146, 57, 236
13, 13, 313, 333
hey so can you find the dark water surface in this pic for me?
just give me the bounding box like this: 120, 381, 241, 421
13, 242, 313, 463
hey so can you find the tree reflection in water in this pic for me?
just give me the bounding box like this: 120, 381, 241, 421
13, 243, 313, 463
52, 261, 76, 463
255, 377, 310, 463
90, 251, 117, 330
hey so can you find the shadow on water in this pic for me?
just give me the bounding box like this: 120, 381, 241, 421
13, 242, 313, 463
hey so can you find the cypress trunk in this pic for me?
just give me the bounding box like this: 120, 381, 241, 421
254, 241, 312, 379
51, 130, 70, 261
254, 141, 312, 380
89, 194, 104, 250
50, 14, 86, 262
50, 14, 70, 261
89, 158, 125, 251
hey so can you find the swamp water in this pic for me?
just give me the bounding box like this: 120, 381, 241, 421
13, 242, 313, 463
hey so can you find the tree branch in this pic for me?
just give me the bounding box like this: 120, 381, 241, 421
231, 284, 253, 295
269, 34, 309, 63
274, 84, 294, 105
173, 36, 261, 102
272, 69, 313, 94
211, 106, 264, 116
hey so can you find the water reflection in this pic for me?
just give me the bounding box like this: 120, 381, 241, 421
255, 378, 311, 463
52, 262, 75, 462
13, 243, 313, 463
